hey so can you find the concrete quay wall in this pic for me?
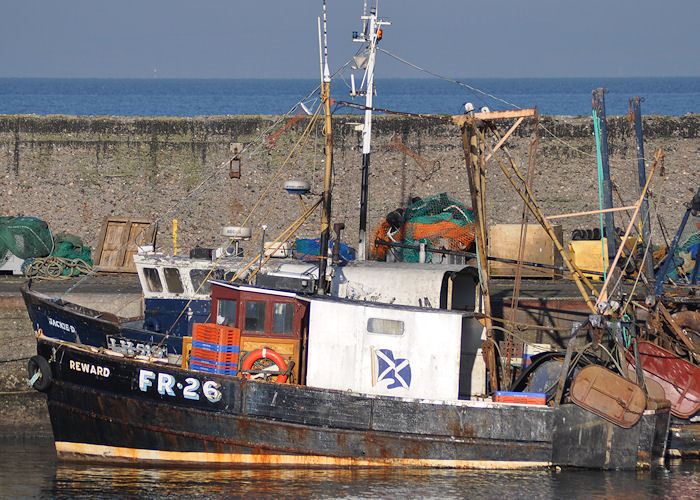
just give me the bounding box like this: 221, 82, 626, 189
0, 293, 49, 436
1, 113, 698, 256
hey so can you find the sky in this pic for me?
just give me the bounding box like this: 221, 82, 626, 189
1, 0, 698, 79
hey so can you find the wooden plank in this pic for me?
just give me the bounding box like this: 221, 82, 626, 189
452, 108, 536, 127
240, 336, 301, 383
488, 224, 563, 278
484, 117, 524, 163
98, 220, 130, 269
94, 217, 156, 273
93, 216, 110, 268
123, 222, 155, 272
546, 204, 638, 220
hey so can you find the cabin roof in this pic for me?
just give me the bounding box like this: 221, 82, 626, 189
210, 280, 298, 299
211, 280, 472, 317
338, 261, 472, 274
304, 293, 472, 316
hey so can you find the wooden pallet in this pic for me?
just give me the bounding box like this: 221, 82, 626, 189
94, 217, 156, 273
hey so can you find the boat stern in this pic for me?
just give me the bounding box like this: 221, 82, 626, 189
551, 401, 670, 470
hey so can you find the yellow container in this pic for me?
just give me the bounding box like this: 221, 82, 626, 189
569, 237, 637, 280
569, 240, 608, 279
181, 336, 192, 369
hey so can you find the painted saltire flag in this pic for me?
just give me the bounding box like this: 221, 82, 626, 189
374, 349, 411, 389
305, 298, 467, 400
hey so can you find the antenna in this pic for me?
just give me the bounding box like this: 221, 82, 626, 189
362, 0, 368, 35
353, 1, 391, 260
322, 0, 330, 83
317, 17, 323, 83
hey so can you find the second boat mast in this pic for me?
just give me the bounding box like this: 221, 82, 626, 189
353, 2, 390, 260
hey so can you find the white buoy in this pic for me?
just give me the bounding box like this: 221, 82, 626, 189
283, 179, 311, 195
221, 226, 252, 239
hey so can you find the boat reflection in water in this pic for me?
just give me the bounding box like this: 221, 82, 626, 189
50, 462, 700, 499
3, 437, 697, 498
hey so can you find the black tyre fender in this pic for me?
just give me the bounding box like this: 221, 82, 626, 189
27, 355, 52, 392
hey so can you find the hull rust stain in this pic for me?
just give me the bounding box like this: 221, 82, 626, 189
48, 384, 553, 468
55, 442, 552, 469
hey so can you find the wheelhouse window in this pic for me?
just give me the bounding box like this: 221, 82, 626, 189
272, 302, 294, 334
163, 267, 184, 294
191, 269, 237, 295
190, 269, 216, 295
216, 299, 237, 328
367, 318, 404, 336
244, 301, 266, 332
142, 267, 163, 293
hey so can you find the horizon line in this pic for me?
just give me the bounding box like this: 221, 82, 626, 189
1, 75, 699, 81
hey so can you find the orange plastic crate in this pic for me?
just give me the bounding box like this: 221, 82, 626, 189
192, 323, 241, 345
191, 323, 241, 375
191, 346, 239, 364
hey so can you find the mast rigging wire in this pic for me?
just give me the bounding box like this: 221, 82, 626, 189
376, 47, 657, 170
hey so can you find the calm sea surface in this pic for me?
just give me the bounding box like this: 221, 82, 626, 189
1, 437, 699, 499
0, 77, 698, 117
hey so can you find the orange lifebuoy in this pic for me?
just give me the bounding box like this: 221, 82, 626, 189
241, 348, 288, 383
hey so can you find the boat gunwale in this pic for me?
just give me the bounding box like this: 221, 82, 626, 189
38, 332, 556, 412
21, 286, 145, 325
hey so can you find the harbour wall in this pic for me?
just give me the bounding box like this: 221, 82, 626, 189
1, 113, 698, 255
0, 293, 50, 435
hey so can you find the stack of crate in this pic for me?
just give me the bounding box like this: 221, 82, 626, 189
189, 323, 241, 375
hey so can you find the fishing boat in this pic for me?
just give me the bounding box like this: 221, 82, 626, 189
21, 109, 673, 470
23, 278, 670, 469
22, 1, 689, 469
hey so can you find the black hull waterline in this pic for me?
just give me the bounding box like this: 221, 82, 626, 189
34, 335, 669, 470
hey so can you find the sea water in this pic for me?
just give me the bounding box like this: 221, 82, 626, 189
0, 77, 698, 117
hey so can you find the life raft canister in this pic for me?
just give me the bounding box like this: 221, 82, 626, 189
241, 348, 288, 383
27, 355, 52, 392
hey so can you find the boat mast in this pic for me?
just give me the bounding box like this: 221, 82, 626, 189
317, 0, 333, 294
354, 2, 390, 261
592, 89, 618, 273
629, 97, 655, 282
